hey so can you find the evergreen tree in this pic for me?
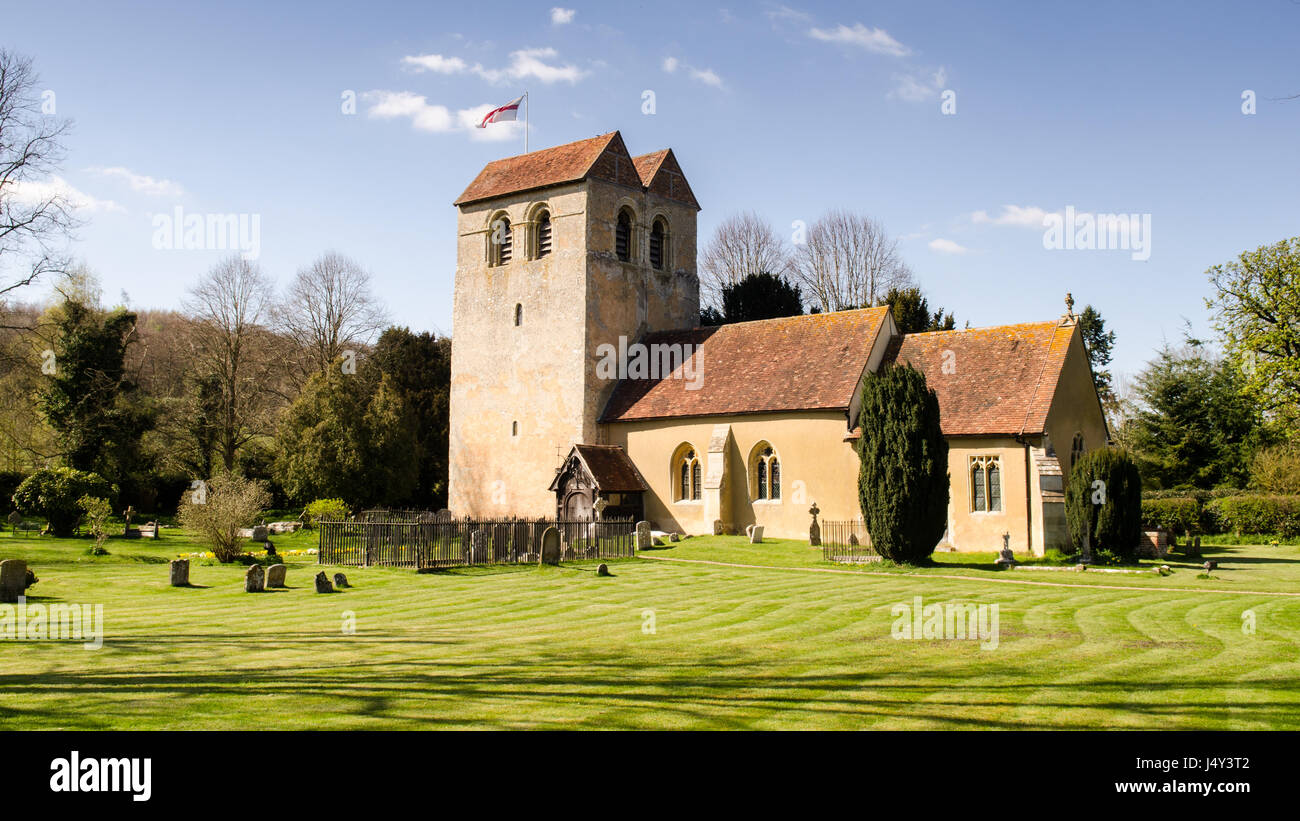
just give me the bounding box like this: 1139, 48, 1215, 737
881, 286, 955, 334
705, 272, 804, 325
1077, 305, 1117, 408
369, 327, 452, 508
1064, 448, 1143, 562
855, 364, 949, 563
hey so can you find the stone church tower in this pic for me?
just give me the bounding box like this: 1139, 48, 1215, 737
448, 132, 700, 517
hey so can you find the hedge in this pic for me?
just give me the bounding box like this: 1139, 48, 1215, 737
1140, 497, 1204, 535
1206, 496, 1300, 538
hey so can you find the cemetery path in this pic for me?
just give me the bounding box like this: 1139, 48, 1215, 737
635, 554, 1300, 598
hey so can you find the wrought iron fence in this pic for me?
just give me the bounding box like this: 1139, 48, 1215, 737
820, 519, 879, 563
318, 515, 636, 569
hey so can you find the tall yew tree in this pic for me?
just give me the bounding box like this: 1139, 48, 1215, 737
855, 364, 949, 563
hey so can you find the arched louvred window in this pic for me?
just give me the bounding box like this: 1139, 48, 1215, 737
537, 211, 552, 258
616, 210, 632, 262
491, 215, 512, 266
649, 218, 666, 269
514, 303, 523, 326
750, 443, 781, 501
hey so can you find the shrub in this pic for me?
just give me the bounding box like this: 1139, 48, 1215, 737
854, 364, 949, 564
12, 468, 114, 537
77, 495, 113, 555
1140, 497, 1204, 535
1205, 495, 1300, 538
177, 474, 271, 562
1066, 448, 1143, 562
1250, 446, 1300, 495
305, 498, 348, 525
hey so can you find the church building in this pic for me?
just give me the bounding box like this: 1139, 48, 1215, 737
448, 131, 1109, 555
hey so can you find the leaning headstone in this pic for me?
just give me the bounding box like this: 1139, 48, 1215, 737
596, 563, 610, 577
635, 521, 653, 551
244, 564, 265, 593
169, 559, 190, 587
745, 524, 755, 539
265, 564, 287, 588
540, 526, 561, 565
713, 519, 724, 536
749, 525, 764, 544
0, 559, 30, 603
333, 572, 349, 588
314, 571, 333, 593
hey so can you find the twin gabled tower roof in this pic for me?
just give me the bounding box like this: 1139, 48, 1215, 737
454, 131, 699, 210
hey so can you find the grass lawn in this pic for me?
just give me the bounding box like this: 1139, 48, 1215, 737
1, 528, 1298, 729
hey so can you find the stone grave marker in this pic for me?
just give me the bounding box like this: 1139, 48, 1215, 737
169, 559, 189, 587
635, 521, 653, 551
540, 526, 561, 565
266, 564, 287, 588
244, 564, 265, 593
314, 571, 333, 593
0, 559, 30, 603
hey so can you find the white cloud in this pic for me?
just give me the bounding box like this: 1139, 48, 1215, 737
889, 67, 947, 102
364, 91, 519, 141
766, 5, 811, 25
550, 7, 575, 24
662, 56, 725, 89
9, 176, 122, 213
401, 54, 468, 74
808, 23, 911, 57
971, 205, 1058, 228
89, 166, 184, 197
929, 238, 970, 255
401, 48, 586, 85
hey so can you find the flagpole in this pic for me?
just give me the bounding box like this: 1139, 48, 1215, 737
524, 91, 529, 154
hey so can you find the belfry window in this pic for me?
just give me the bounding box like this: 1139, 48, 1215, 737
649, 218, 666, 270
536, 210, 552, 258
1070, 433, 1085, 474
616, 210, 632, 262
490, 216, 512, 266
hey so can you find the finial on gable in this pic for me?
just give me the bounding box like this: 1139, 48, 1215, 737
1063, 292, 1076, 322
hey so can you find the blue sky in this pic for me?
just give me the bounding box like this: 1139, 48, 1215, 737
7, 0, 1299, 382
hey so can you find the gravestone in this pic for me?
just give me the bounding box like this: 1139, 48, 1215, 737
596, 563, 610, 577
251, 525, 269, 542
469, 529, 488, 563
265, 564, 287, 588
314, 571, 334, 593
169, 559, 189, 587
849, 533, 859, 546
491, 524, 511, 562
669, 532, 680, 542
540, 526, 561, 565
808, 502, 821, 547
0, 559, 30, 603
745, 524, 754, 539
333, 572, 349, 588
6, 511, 21, 531
1204, 560, 1218, 572
635, 521, 653, 551
434, 509, 453, 522
712, 519, 724, 536
749, 525, 764, 544
244, 564, 265, 593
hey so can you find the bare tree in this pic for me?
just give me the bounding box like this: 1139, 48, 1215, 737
699, 212, 792, 309
279, 251, 388, 381
182, 255, 280, 472
0, 49, 75, 302
792, 210, 913, 313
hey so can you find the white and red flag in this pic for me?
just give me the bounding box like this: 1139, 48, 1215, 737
476, 95, 523, 128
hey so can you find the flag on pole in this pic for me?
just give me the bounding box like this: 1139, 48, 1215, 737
477, 95, 523, 128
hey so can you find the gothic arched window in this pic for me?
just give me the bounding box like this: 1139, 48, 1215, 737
750, 442, 780, 501
970, 455, 1002, 512
615, 209, 632, 262
674, 445, 700, 502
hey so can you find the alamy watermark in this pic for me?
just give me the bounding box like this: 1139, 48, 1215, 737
1, 596, 103, 650
1042, 206, 1151, 261
595, 336, 703, 390
152, 205, 261, 260
891, 595, 999, 650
